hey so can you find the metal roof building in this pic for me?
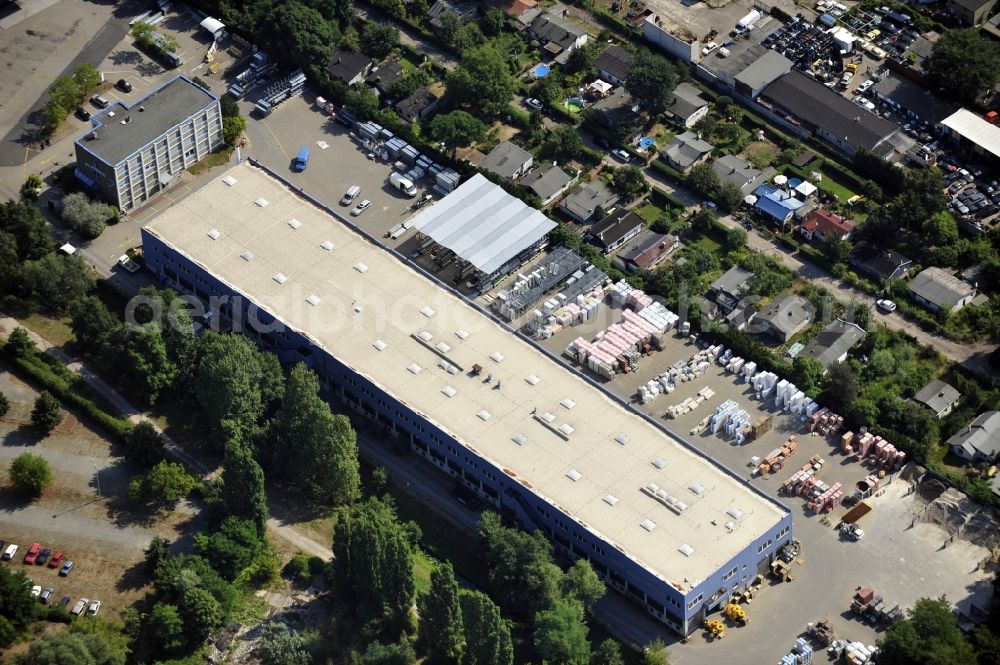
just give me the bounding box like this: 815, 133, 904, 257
942, 109, 1000, 163
140, 162, 792, 636
409, 174, 556, 286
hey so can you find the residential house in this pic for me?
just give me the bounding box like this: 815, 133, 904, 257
613, 232, 680, 273
326, 50, 374, 86
710, 266, 754, 312
712, 154, 775, 195
428, 0, 477, 29
947, 0, 998, 25
396, 88, 440, 123
523, 165, 574, 206
667, 82, 710, 128
494, 0, 541, 25
480, 141, 533, 180
726, 303, 758, 331
596, 45, 633, 86
798, 209, 854, 242
848, 242, 913, 282
526, 10, 589, 63
753, 183, 805, 226
948, 412, 1000, 462
694, 295, 720, 321
586, 209, 645, 254
913, 379, 962, 419
558, 182, 619, 223
753, 293, 814, 343
366, 61, 404, 97
800, 319, 865, 368
661, 131, 714, 173
591, 88, 643, 139
907, 267, 979, 314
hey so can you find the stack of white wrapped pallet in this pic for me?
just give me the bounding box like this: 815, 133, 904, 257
664, 387, 715, 418
608, 280, 634, 308
635, 302, 678, 333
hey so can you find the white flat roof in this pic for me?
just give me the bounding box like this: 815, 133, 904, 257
144, 163, 786, 589
409, 173, 556, 276
942, 109, 1000, 161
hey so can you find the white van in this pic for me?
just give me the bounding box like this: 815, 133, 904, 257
2, 543, 17, 560
340, 185, 361, 205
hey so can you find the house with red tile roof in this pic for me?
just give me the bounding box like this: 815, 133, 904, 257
798, 209, 854, 242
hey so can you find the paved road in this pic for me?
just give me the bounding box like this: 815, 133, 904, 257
0, 503, 153, 549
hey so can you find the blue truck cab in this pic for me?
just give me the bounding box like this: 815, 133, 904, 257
293, 146, 310, 172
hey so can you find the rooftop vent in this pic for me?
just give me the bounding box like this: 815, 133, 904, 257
287, 218, 302, 229
652, 458, 666, 469
420, 306, 436, 318
725, 521, 736, 532
223, 176, 237, 186
321, 240, 335, 251
525, 374, 540, 385
490, 351, 505, 363
373, 339, 387, 351
254, 198, 269, 208
512, 433, 527, 445
477, 410, 491, 421
455, 329, 469, 339
560, 398, 576, 410
615, 433, 630, 445
354, 262, 368, 274
604, 495, 619, 506
306, 294, 321, 306
407, 363, 422, 374
240, 250, 254, 262
272, 273, 287, 284
207, 229, 221, 240
441, 386, 457, 398
678, 544, 695, 557
640, 519, 657, 532
566, 468, 582, 481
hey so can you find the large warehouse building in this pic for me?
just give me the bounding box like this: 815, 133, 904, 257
141, 163, 792, 635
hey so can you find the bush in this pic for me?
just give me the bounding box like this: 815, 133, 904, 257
61, 192, 113, 239
31, 391, 62, 433
9, 452, 53, 496
6, 327, 36, 358
282, 552, 312, 584
0, 392, 8, 418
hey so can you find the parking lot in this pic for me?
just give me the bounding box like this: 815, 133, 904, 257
530, 303, 995, 661
0, 362, 202, 618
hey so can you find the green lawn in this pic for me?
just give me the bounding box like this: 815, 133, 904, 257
20, 313, 73, 347
817, 164, 859, 201
694, 234, 722, 254
636, 203, 664, 224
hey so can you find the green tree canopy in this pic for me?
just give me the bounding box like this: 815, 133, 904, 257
19, 631, 125, 665
195, 516, 264, 580
429, 110, 487, 155
0, 564, 36, 629
625, 48, 679, 114
592, 639, 625, 665
0, 392, 8, 419
21, 253, 96, 315
926, 29, 1000, 106
255, 622, 313, 665
477, 512, 561, 620
561, 559, 605, 611
180, 586, 224, 644
446, 45, 516, 119
30, 392, 62, 434
610, 166, 649, 204
6, 326, 35, 357
146, 602, 185, 655
263, 1, 341, 68
923, 211, 959, 247
718, 181, 744, 213
542, 125, 584, 163
0, 200, 52, 261
123, 421, 166, 467
687, 162, 720, 197
196, 332, 284, 436
61, 192, 113, 239
222, 432, 269, 537
459, 590, 512, 665
71, 296, 123, 358
879, 597, 976, 665
360, 22, 400, 59
418, 561, 465, 663
641, 638, 671, 665
533, 598, 591, 665
128, 461, 195, 507
122, 324, 177, 405
481, 6, 506, 36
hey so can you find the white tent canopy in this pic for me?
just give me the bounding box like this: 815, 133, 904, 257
200, 17, 226, 38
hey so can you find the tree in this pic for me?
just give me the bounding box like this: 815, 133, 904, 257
561, 560, 605, 612
255, 622, 312, 665
481, 6, 506, 36
879, 597, 976, 665
446, 45, 516, 119
0, 200, 52, 261
71, 296, 122, 358
72, 63, 102, 95
822, 362, 857, 413
222, 434, 269, 537
610, 166, 649, 204
790, 356, 826, 395
360, 22, 400, 59
21, 174, 43, 201
641, 638, 670, 665
565, 42, 599, 75
477, 512, 561, 619
263, 2, 340, 68
429, 110, 487, 156
453, 22, 485, 53
0, 232, 19, 293
345, 85, 380, 121
823, 236, 852, 265
926, 29, 1000, 105
128, 460, 195, 506
363, 641, 416, 665
19, 632, 125, 665
0, 392, 8, 419
542, 125, 584, 163
146, 602, 185, 655
31, 391, 62, 434
388, 67, 433, 100
418, 562, 465, 663
725, 225, 747, 250
180, 586, 224, 643
533, 598, 591, 665
196, 332, 283, 435
124, 421, 165, 466
459, 590, 512, 665
687, 162, 720, 197
61, 192, 113, 238
332, 498, 415, 627
144, 535, 171, 573
222, 115, 247, 145
21, 253, 96, 315
923, 211, 959, 247
267, 364, 360, 504
122, 325, 176, 405
0, 564, 36, 629
625, 48, 678, 114
47, 76, 82, 123
434, 11, 463, 45
220, 93, 240, 118
6, 326, 35, 357
718, 181, 744, 213
592, 639, 625, 665
195, 516, 263, 580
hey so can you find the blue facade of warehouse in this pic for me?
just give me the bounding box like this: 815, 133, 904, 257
141, 227, 793, 636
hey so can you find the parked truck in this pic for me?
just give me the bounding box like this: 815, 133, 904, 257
390, 172, 417, 197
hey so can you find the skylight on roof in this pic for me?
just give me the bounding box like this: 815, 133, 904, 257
689, 483, 705, 495
604, 495, 619, 506
354, 263, 368, 273
512, 433, 527, 445
435, 342, 451, 354
254, 198, 269, 208
223, 176, 237, 186
540, 412, 556, 423
615, 433, 630, 445
287, 218, 302, 229
407, 363, 422, 374
560, 398, 576, 410
321, 241, 335, 251
727, 507, 744, 520
420, 306, 436, 318
306, 294, 320, 306
373, 340, 387, 351
566, 468, 582, 481
441, 386, 457, 398
652, 458, 666, 469
477, 410, 491, 421
272, 273, 287, 284
525, 374, 540, 385
640, 519, 657, 532
418, 331, 433, 342
207, 229, 221, 240
240, 250, 254, 262
490, 352, 505, 363
558, 423, 575, 436
455, 329, 469, 339
678, 544, 695, 557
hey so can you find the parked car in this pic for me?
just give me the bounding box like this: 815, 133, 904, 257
23, 543, 41, 565
31, 585, 41, 598
71, 598, 88, 616
525, 97, 544, 111
59, 596, 71, 607
117, 254, 141, 273
876, 299, 896, 312
74, 107, 91, 121
611, 149, 631, 163
48, 551, 64, 569
350, 200, 371, 216
59, 560, 74, 577
3, 544, 17, 560
856, 79, 874, 93
115, 78, 132, 93
90, 94, 110, 109
40, 588, 53, 604
36, 548, 51, 566
87, 600, 101, 616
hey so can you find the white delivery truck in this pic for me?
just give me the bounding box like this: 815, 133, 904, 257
390, 172, 417, 197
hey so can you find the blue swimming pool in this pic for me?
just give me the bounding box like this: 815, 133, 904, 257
533, 64, 551, 78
